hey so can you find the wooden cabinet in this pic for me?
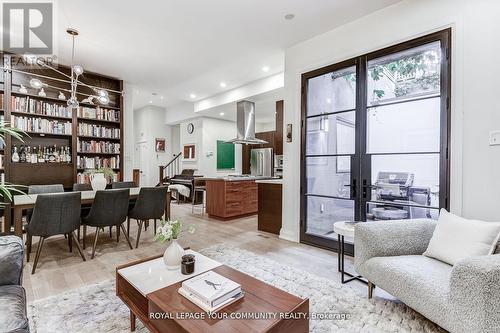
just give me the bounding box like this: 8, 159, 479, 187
257, 182, 282, 234
206, 179, 258, 220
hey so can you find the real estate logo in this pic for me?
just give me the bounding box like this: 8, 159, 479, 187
2, 1, 53, 54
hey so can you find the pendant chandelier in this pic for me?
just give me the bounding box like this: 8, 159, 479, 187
23, 28, 115, 109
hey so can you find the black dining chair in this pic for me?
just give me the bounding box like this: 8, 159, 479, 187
128, 186, 168, 248
81, 189, 133, 259
26, 192, 86, 274
25, 184, 65, 236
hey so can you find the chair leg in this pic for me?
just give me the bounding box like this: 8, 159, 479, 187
83, 225, 87, 249
68, 233, 73, 253
91, 227, 101, 259
368, 281, 375, 299
154, 219, 157, 236
120, 224, 133, 250
144, 220, 149, 231
31, 237, 45, 274
135, 220, 144, 249
71, 232, 86, 262
117, 224, 120, 242
109, 226, 112, 238
26, 233, 32, 262
77, 227, 80, 241
127, 217, 130, 238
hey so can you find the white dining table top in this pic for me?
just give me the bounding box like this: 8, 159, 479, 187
13, 187, 144, 206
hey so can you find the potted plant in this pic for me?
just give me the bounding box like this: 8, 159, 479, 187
0, 122, 26, 207
84, 167, 116, 191
154, 219, 195, 270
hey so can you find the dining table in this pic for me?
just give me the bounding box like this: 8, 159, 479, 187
9, 187, 171, 237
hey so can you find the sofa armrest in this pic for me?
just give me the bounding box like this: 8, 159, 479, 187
0, 236, 24, 286
354, 219, 436, 271
450, 254, 500, 333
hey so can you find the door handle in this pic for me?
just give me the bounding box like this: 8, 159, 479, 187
343, 179, 356, 197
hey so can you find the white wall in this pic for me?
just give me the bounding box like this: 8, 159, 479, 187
282, 0, 500, 242
179, 117, 242, 177
134, 106, 174, 186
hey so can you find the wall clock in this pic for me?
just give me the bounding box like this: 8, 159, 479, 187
187, 123, 194, 134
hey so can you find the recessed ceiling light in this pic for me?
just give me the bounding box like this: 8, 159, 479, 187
220, 112, 225, 116
149, 100, 153, 104
160, 96, 164, 100
284, 13, 295, 20
220, 82, 227, 88
190, 93, 196, 99
262, 66, 270, 72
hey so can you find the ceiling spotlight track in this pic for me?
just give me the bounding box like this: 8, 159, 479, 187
20, 28, 120, 108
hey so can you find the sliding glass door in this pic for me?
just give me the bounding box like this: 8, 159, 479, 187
300, 30, 451, 251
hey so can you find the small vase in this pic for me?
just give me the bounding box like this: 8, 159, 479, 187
91, 173, 107, 191
163, 239, 185, 270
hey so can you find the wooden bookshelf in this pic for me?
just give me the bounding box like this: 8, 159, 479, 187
1, 53, 124, 189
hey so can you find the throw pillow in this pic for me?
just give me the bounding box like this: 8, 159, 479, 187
423, 209, 500, 265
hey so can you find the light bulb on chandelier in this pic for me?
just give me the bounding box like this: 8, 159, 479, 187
67, 97, 79, 109
29, 78, 45, 89
72, 65, 84, 76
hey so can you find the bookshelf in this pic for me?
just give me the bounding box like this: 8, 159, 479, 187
1, 53, 124, 189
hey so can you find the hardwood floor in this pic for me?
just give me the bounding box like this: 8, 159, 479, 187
22, 204, 369, 302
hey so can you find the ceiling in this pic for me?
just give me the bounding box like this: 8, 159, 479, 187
198, 88, 284, 124
54, 0, 401, 108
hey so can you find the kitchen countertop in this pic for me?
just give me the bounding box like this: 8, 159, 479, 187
255, 179, 283, 185
203, 176, 275, 182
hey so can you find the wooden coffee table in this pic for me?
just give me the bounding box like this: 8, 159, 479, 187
116, 250, 309, 333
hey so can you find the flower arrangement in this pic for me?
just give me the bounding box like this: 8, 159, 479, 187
84, 167, 116, 178
154, 219, 195, 242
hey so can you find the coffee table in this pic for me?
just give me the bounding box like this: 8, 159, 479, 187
116, 250, 309, 333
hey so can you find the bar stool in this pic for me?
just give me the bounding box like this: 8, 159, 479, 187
191, 179, 206, 215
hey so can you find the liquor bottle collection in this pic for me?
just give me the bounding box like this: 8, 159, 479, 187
11, 145, 71, 164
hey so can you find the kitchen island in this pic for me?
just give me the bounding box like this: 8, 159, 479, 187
205, 177, 261, 220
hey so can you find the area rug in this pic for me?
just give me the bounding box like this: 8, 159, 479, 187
28, 244, 445, 333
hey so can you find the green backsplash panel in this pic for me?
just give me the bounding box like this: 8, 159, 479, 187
217, 140, 235, 170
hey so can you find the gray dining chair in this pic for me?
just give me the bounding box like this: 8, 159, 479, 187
111, 181, 137, 189
128, 186, 168, 248
81, 189, 133, 259
72, 183, 92, 192
26, 192, 85, 274
28, 184, 64, 194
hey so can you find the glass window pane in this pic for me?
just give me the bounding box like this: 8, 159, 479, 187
306, 196, 354, 238
366, 202, 439, 221
367, 41, 441, 106
306, 156, 350, 198
367, 97, 440, 154
370, 154, 440, 208
306, 112, 355, 155
307, 66, 356, 116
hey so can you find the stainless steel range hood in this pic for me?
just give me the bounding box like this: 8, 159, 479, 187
226, 100, 268, 145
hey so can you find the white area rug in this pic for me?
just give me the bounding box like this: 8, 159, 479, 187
28, 245, 445, 333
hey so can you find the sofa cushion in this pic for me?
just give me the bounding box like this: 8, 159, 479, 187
363, 255, 453, 331
0, 236, 24, 286
0, 285, 29, 333
423, 209, 500, 265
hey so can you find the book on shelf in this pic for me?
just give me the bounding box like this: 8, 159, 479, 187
78, 123, 120, 139
77, 139, 120, 154
11, 115, 72, 135
180, 271, 242, 310
76, 171, 119, 185
10, 96, 72, 118
78, 106, 120, 122
77, 155, 120, 169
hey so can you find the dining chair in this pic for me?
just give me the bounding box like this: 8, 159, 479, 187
25, 184, 65, 236
72, 183, 92, 192
128, 186, 168, 248
111, 181, 137, 189
191, 179, 206, 215
81, 189, 133, 259
26, 192, 85, 274
72, 183, 93, 240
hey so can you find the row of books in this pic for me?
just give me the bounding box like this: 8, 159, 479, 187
77, 156, 120, 169
78, 106, 119, 122
78, 123, 120, 139
76, 172, 119, 185
11, 115, 72, 135
77, 139, 120, 154
179, 271, 243, 313
0, 154, 3, 169
11, 96, 72, 118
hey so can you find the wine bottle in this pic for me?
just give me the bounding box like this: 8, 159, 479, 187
19, 145, 26, 163
11, 146, 20, 163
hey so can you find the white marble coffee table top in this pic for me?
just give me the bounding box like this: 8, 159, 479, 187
117, 250, 221, 296
333, 221, 359, 238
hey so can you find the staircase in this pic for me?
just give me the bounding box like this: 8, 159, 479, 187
158, 153, 182, 186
